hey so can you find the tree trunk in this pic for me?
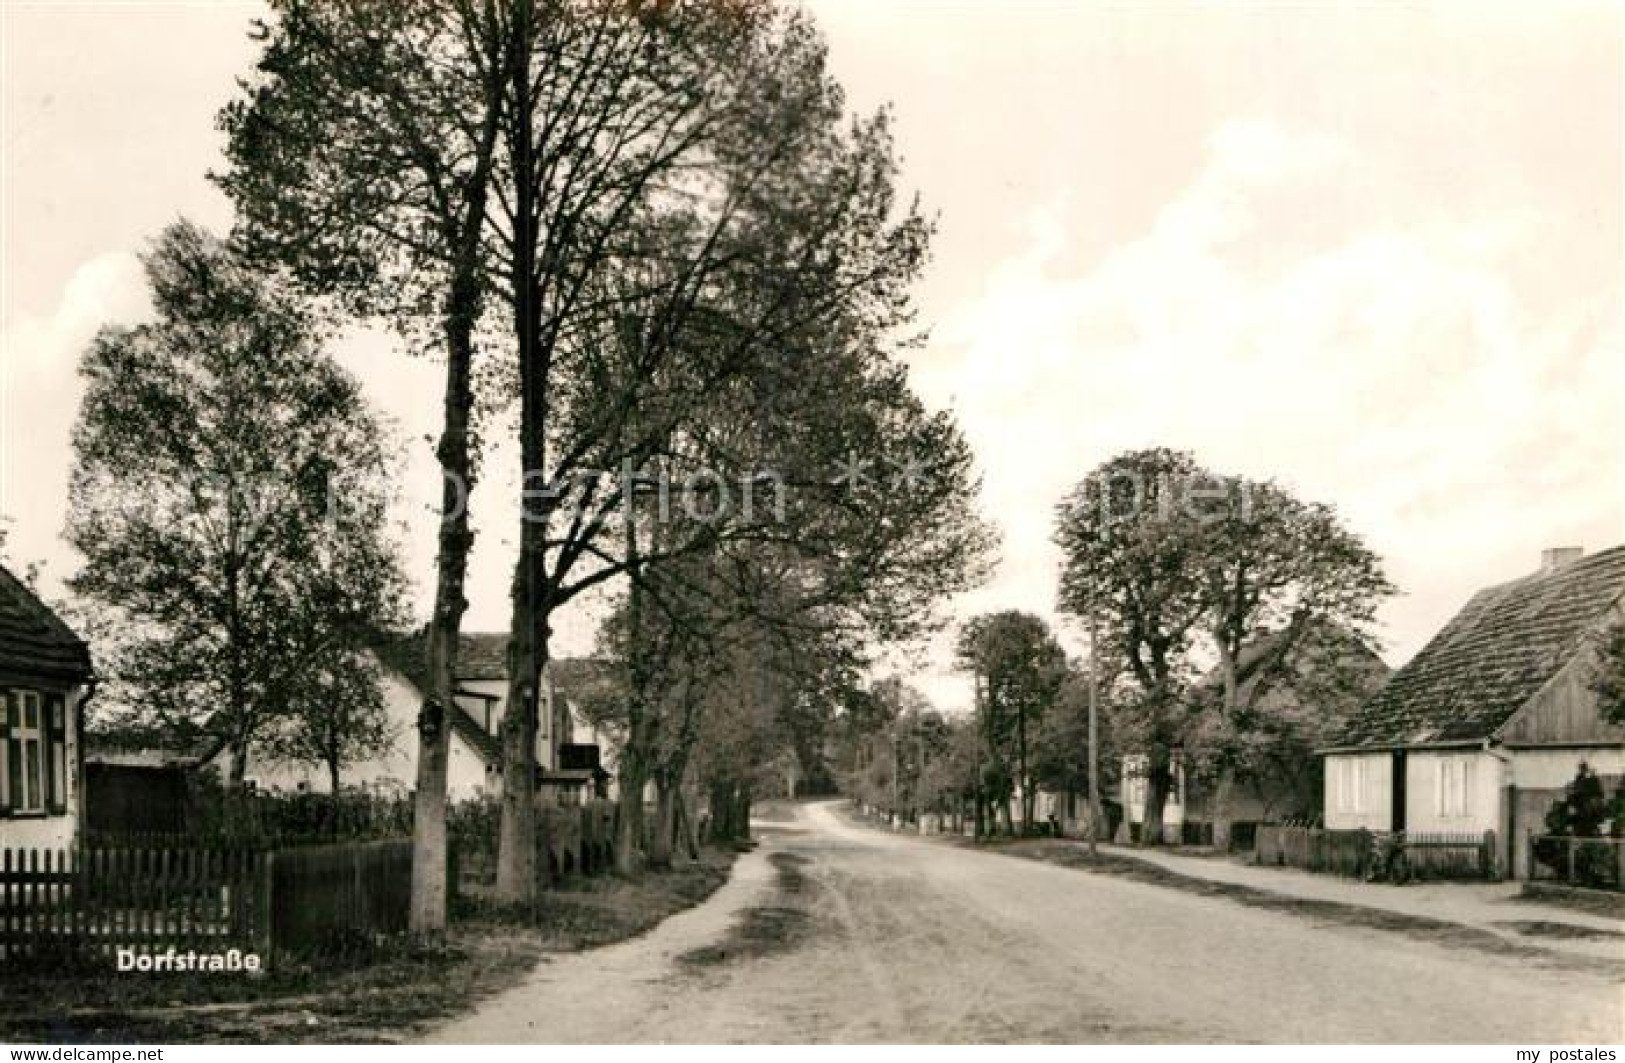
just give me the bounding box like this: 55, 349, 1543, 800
1086, 611, 1103, 856
408, 323, 475, 930
495, 1, 543, 908
1018, 709, 1032, 834
408, 12, 498, 934
615, 747, 648, 875
678, 787, 700, 860
613, 487, 649, 878
328, 756, 342, 835
1141, 746, 1172, 845
648, 774, 677, 870
494, 603, 541, 904
1211, 767, 1237, 851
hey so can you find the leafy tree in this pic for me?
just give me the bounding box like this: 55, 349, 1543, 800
1029, 667, 1119, 826
66, 221, 404, 790
485, 1, 977, 897
218, 0, 508, 932
1055, 448, 1393, 845
1588, 621, 1625, 727
1054, 448, 1214, 844
1184, 626, 1387, 825
225, 0, 992, 901
1193, 480, 1394, 846
957, 611, 1068, 834
262, 649, 397, 803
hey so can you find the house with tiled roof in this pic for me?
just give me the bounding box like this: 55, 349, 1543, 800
237, 631, 609, 804
0, 561, 95, 849
1322, 545, 1625, 878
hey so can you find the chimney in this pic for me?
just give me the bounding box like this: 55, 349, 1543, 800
1540, 546, 1584, 574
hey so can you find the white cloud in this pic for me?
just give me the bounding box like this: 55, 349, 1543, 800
907, 117, 1622, 710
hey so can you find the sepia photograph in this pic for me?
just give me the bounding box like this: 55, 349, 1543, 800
0, 0, 1621, 1048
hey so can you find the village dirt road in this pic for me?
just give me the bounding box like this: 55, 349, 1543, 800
424, 801, 1624, 1044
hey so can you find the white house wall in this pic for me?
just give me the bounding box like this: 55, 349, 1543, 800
445, 731, 491, 802
238, 668, 491, 799
1322, 752, 1391, 831
1511, 746, 1625, 789
1404, 751, 1503, 835
1120, 755, 1186, 830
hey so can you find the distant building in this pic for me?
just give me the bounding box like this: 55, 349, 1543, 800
1321, 546, 1625, 878
0, 562, 95, 849
1122, 625, 1389, 843
227, 632, 614, 804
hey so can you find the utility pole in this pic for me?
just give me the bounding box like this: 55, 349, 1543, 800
973, 671, 984, 842
1087, 608, 1104, 857
917, 723, 925, 827
891, 724, 900, 827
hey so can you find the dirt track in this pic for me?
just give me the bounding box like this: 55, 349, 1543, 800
424, 801, 1624, 1044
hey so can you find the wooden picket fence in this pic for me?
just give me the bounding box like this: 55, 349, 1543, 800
0, 845, 266, 964
0, 837, 414, 968
451, 800, 617, 892
267, 839, 412, 958
1256, 824, 1369, 876
1254, 825, 1496, 881
1403, 830, 1498, 880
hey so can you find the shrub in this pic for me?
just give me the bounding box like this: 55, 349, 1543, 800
1535, 763, 1616, 886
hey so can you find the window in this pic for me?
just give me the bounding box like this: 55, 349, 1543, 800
9, 690, 45, 814
2, 688, 68, 817
1333, 759, 1366, 814
1436, 757, 1471, 818
51, 695, 66, 810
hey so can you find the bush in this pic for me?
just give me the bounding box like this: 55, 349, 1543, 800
447, 794, 502, 886
1536, 763, 1617, 886
178, 777, 412, 846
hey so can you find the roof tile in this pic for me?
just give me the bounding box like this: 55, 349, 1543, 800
1335, 545, 1625, 748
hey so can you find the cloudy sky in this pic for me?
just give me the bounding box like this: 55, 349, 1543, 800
3, 1, 1621, 712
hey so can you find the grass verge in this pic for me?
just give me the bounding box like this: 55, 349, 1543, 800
0, 847, 736, 1044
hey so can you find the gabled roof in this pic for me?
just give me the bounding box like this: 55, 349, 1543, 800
374, 630, 510, 687
372, 629, 605, 769
1195, 624, 1390, 707
1333, 546, 1625, 750
0, 561, 92, 683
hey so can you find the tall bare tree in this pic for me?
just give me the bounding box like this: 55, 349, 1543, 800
218, 0, 508, 932
486, 2, 972, 895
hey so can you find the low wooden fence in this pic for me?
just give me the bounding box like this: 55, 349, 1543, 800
452, 800, 617, 892
0, 845, 265, 965
1529, 834, 1625, 892
1404, 831, 1498, 880
1, 838, 413, 968
1256, 824, 1369, 876
1255, 825, 1496, 881
267, 839, 412, 959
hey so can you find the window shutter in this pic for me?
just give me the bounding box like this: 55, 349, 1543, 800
46, 693, 67, 815
0, 690, 10, 817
